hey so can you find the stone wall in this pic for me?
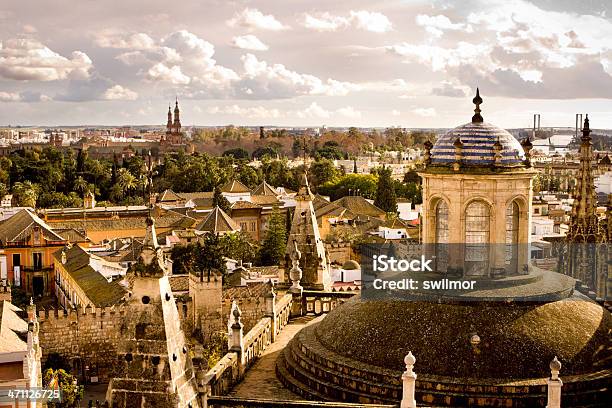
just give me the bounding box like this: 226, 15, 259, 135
0, 283, 11, 302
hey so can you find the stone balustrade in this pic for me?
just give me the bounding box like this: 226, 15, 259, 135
301, 290, 355, 316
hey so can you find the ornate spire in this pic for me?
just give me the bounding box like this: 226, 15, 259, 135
472, 88, 483, 123
566, 115, 600, 242
173, 97, 181, 132
166, 104, 172, 132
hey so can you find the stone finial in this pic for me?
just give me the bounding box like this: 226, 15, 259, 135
547, 356, 563, 408
423, 140, 433, 166
30, 297, 34, 306
493, 138, 502, 165
231, 301, 242, 328
550, 356, 561, 380
265, 280, 276, 299
289, 240, 303, 294
401, 351, 417, 408
472, 88, 483, 123
453, 137, 463, 172
521, 137, 533, 167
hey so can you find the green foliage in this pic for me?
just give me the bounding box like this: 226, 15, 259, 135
318, 174, 378, 201
171, 233, 228, 280
43, 368, 83, 408
252, 146, 278, 160
313, 140, 346, 160
222, 147, 249, 160
309, 159, 341, 189
259, 207, 287, 266
374, 167, 398, 213
212, 186, 231, 214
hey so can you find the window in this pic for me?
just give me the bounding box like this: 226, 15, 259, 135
240, 222, 247, 231
434, 200, 449, 272
464, 201, 490, 276
505, 201, 520, 273
33, 253, 43, 270
249, 221, 256, 232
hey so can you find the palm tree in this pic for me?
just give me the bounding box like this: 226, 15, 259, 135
117, 168, 137, 196
73, 176, 88, 194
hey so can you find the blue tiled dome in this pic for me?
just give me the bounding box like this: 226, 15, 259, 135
430, 121, 525, 167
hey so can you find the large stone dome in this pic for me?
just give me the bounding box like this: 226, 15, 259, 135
278, 281, 612, 407
430, 121, 525, 167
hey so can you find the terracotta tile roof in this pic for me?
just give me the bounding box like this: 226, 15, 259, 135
231, 200, 262, 210
252, 181, 278, 196
195, 206, 240, 233
221, 180, 251, 194
0, 301, 28, 353
180, 191, 214, 201
169, 275, 189, 292
49, 213, 196, 233
53, 245, 127, 307
334, 196, 386, 218
250, 195, 280, 206
51, 228, 90, 243
0, 209, 66, 244
158, 189, 184, 202
223, 281, 271, 300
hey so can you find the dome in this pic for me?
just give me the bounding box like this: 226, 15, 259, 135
278, 293, 612, 407
342, 260, 360, 270
428, 89, 526, 168
430, 121, 525, 166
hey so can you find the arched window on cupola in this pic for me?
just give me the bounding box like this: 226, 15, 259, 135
465, 200, 490, 276
505, 200, 520, 274
435, 200, 449, 273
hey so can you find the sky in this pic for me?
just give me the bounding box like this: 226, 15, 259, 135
0, 0, 611, 128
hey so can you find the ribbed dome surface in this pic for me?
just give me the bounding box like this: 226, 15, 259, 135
431, 122, 525, 166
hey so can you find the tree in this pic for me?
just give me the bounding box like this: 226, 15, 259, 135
73, 176, 89, 194
374, 167, 398, 213
223, 148, 249, 160
259, 207, 286, 266
12, 181, 39, 207
310, 159, 340, 189
318, 174, 377, 201
44, 368, 83, 408
212, 186, 231, 213
198, 232, 227, 280
221, 232, 258, 264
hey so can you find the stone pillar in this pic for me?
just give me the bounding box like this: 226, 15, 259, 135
228, 301, 244, 366
400, 352, 417, 408
546, 357, 562, 408
264, 282, 277, 342
289, 239, 304, 317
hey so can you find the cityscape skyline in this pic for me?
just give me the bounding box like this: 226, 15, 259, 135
1, 0, 612, 128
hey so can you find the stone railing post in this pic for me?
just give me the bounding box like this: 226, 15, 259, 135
400, 352, 417, 408
228, 301, 244, 367
288, 239, 304, 317
546, 356, 562, 408
264, 281, 277, 342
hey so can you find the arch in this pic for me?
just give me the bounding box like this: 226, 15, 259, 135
505, 200, 520, 273
464, 200, 491, 276
434, 199, 449, 272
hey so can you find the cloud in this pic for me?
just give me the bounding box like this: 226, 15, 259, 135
431, 81, 468, 97
391, 109, 401, 116
416, 14, 472, 38
94, 31, 155, 50
0, 38, 92, 81
54, 74, 113, 102
238, 53, 360, 98
386, 41, 492, 72
337, 106, 362, 118
301, 10, 392, 33
103, 85, 138, 100
0, 92, 20, 102
349, 11, 392, 33
227, 8, 289, 31
294, 102, 361, 119
207, 104, 281, 119
147, 63, 191, 84
22, 25, 37, 34
231, 35, 269, 51
302, 13, 349, 32
412, 108, 436, 117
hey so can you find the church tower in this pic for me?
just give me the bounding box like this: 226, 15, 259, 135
173, 99, 182, 134
166, 104, 173, 137
564, 116, 610, 299
285, 171, 331, 291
